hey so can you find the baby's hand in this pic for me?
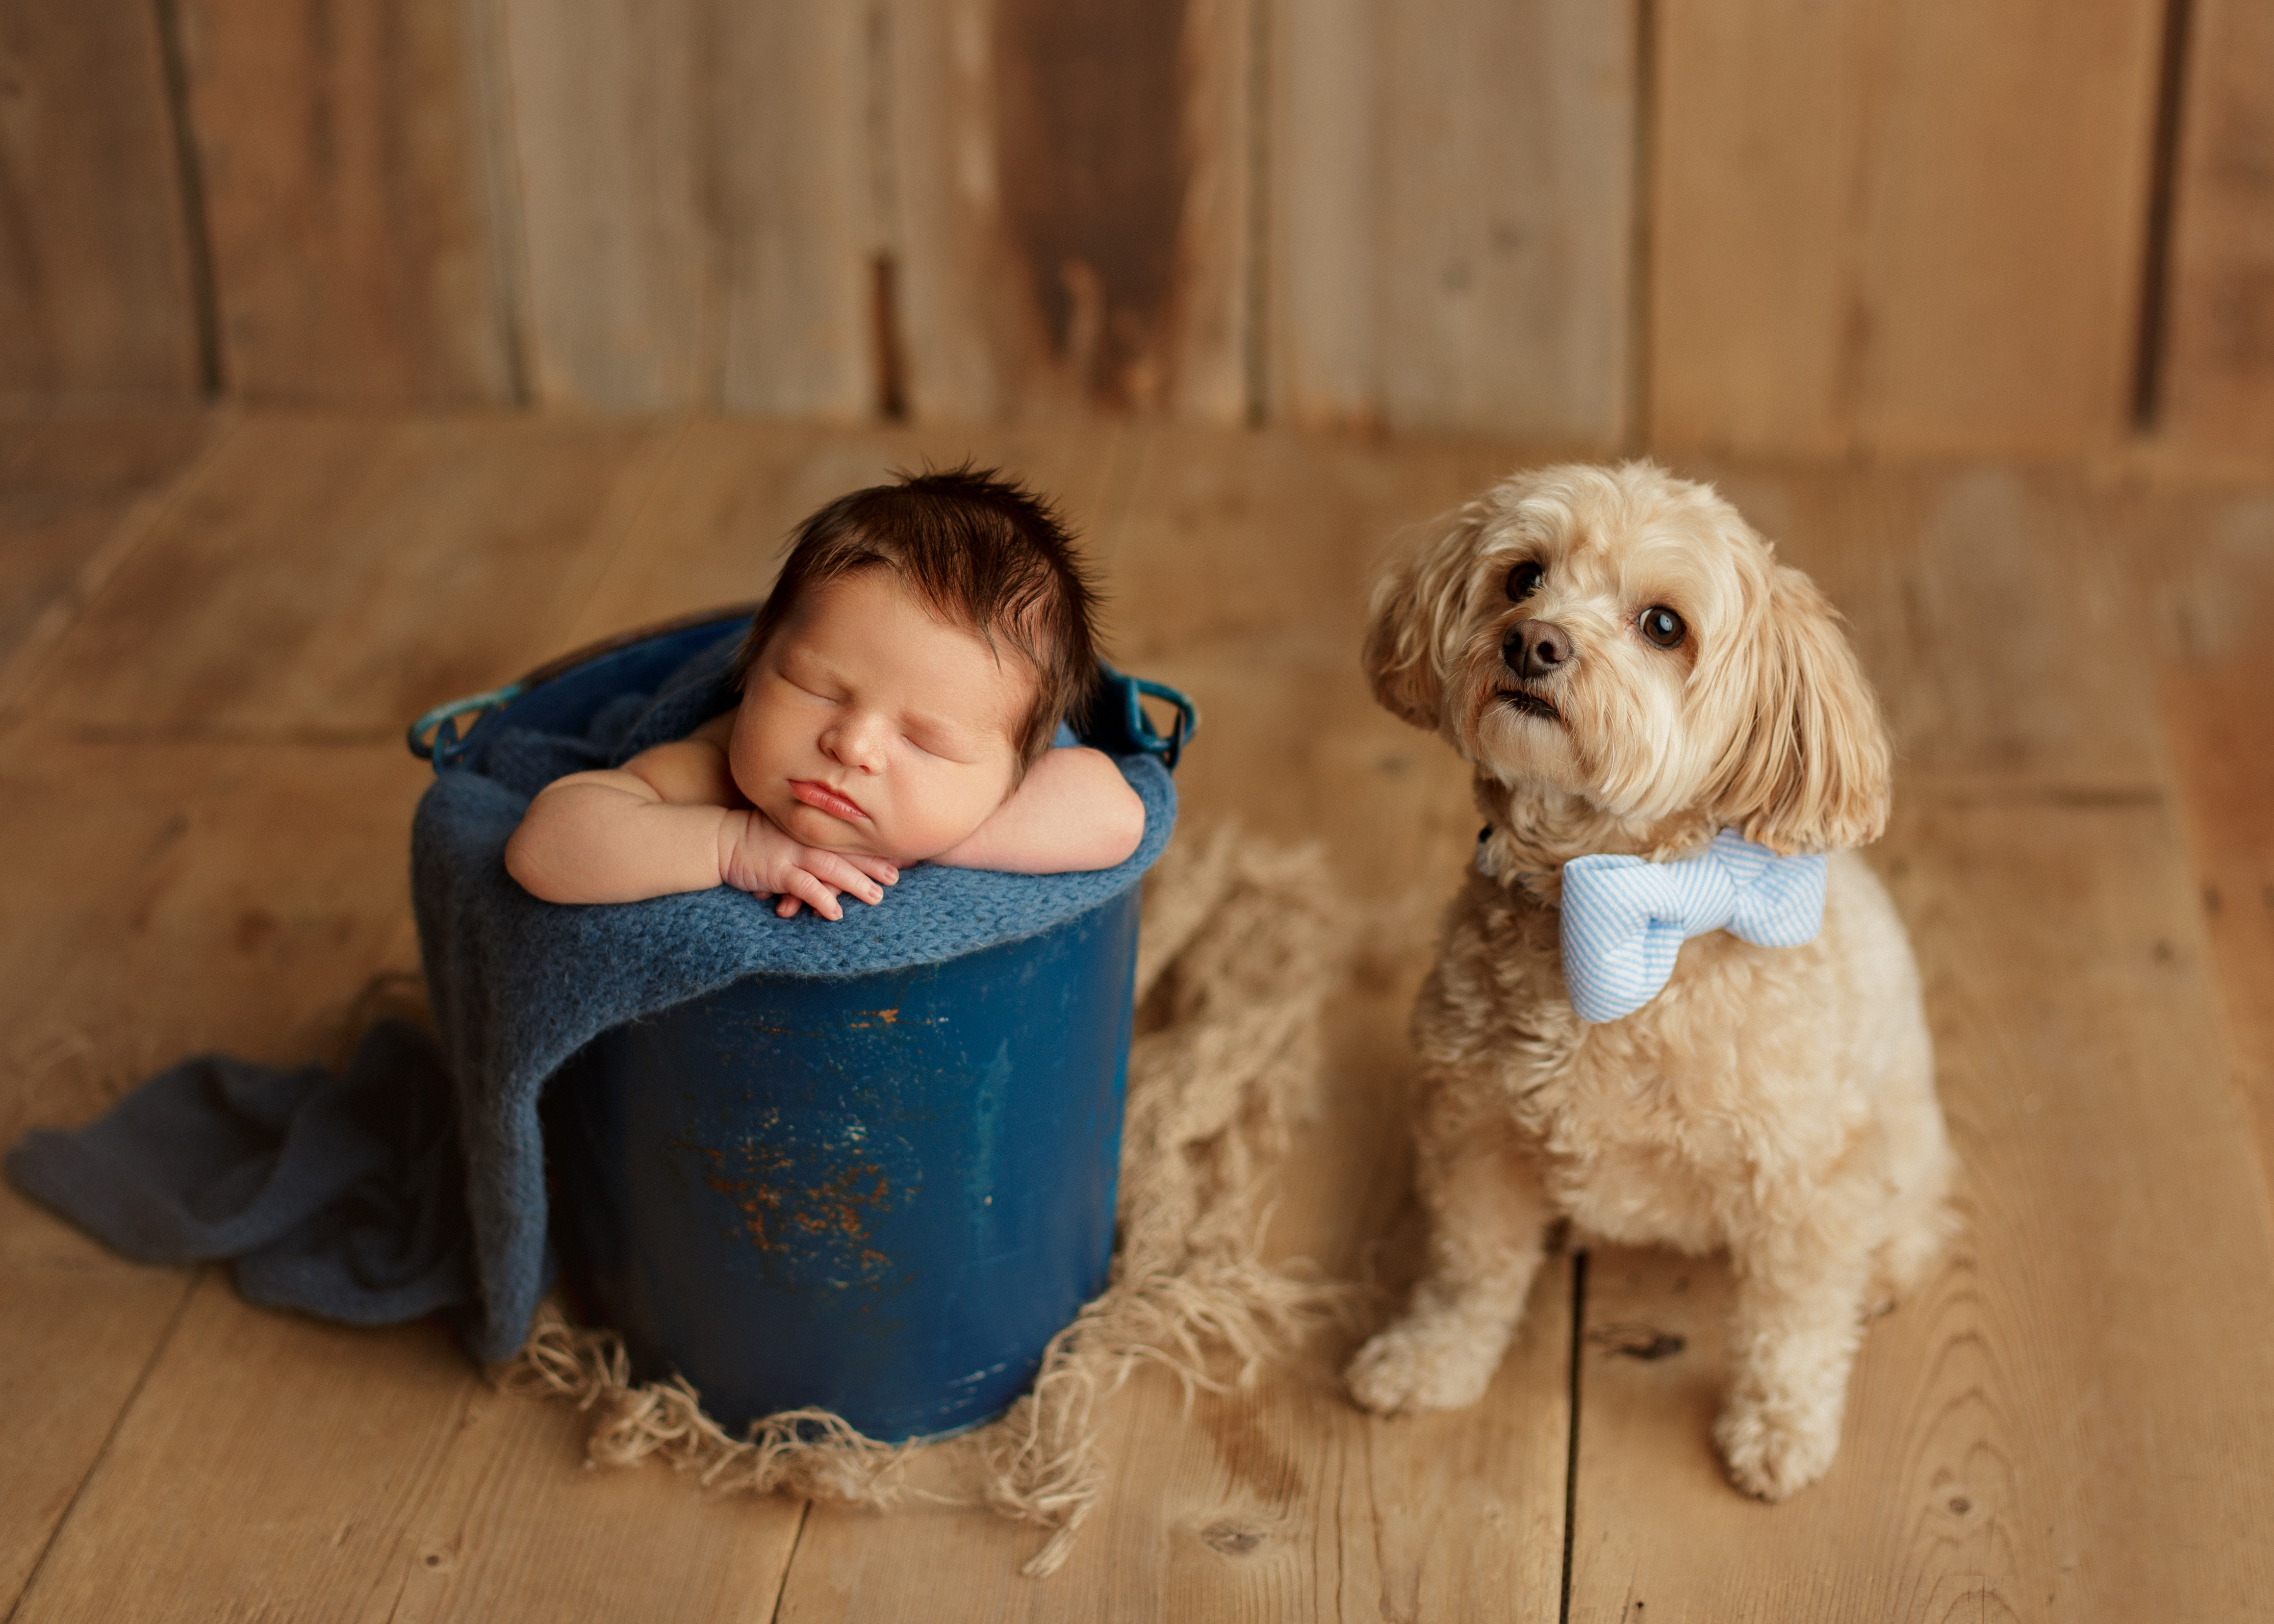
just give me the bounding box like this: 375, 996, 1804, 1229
717, 810, 899, 920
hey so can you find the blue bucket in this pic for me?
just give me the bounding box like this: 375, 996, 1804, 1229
409, 608, 1193, 1441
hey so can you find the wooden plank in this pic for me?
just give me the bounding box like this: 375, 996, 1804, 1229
2159, 0, 2274, 464
780, 1275, 1570, 1621
891, 0, 1253, 422
12, 1270, 806, 1623
2161, 655, 2274, 1203
1650, 0, 2165, 460
15, 412, 677, 738
558, 415, 1137, 648
1269, 0, 1635, 443
1646, 0, 1873, 459
1669, 458, 2164, 788
171, 0, 514, 405
0, 412, 216, 669
2150, 483, 2274, 1198
0, 738, 430, 1617
1569, 790, 2274, 1621
1262, 0, 1375, 430
0, 0, 204, 404
713, 3, 874, 420
0, 408, 51, 475
492, 0, 710, 408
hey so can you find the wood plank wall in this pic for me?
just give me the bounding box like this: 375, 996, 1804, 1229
5, 0, 2272, 462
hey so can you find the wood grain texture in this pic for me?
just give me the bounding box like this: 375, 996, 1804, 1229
1269, 0, 1634, 444
11, 1270, 806, 1624
1673, 460, 2164, 788
0, 0, 204, 403
0, 412, 216, 669
0, 737, 432, 1619
0, 409, 50, 471
2159, 0, 2274, 462
172, 0, 513, 405
713, 1, 874, 419
557, 415, 1136, 649
1650, 0, 2165, 459
1263, 0, 1374, 429
2150, 482, 2274, 1210
2161, 656, 2274, 1211
777, 1287, 1569, 1622
16, 412, 676, 738
892, 0, 1252, 422
493, 0, 711, 408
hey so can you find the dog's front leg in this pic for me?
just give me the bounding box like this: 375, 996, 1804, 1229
1714, 1222, 1873, 1500
1346, 1071, 1550, 1415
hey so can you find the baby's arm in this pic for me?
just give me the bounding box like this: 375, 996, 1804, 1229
930, 746, 1146, 874
504, 730, 896, 916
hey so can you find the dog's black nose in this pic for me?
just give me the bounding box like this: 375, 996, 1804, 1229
1503, 620, 1572, 680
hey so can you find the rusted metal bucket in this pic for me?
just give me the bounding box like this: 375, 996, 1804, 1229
414, 608, 1189, 1441
541, 890, 1141, 1439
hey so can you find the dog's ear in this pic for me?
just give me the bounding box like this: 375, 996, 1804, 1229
1710, 565, 1892, 854
1364, 502, 1489, 733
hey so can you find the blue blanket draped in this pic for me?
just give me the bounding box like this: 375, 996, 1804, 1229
8, 631, 1175, 1362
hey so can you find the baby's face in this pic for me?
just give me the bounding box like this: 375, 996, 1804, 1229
728, 568, 1032, 864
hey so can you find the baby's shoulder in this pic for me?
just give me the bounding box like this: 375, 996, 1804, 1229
681, 710, 735, 747
619, 713, 740, 805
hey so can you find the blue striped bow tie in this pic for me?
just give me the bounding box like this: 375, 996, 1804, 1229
1556, 831, 1828, 1024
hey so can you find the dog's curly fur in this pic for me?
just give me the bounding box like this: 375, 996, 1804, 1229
1346, 462, 1954, 1500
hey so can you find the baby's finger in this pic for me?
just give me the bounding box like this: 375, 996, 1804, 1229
845, 853, 899, 887
809, 851, 888, 906
785, 870, 844, 921
774, 895, 802, 918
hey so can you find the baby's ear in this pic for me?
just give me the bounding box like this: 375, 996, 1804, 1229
1363, 502, 1487, 734
1711, 565, 1892, 854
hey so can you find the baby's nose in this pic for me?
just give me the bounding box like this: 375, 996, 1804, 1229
825, 711, 890, 768
1503, 619, 1573, 681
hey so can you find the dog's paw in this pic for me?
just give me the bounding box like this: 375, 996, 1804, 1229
1345, 1313, 1503, 1416
1712, 1393, 1840, 1501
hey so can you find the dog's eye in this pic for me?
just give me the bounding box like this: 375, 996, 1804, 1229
1639, 606, 1686, 649
1506, 561, 1544, 603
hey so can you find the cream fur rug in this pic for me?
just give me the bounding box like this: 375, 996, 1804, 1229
498, 823, 1350, 1576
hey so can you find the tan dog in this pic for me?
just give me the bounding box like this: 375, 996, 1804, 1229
1347, 461, 1953, 1500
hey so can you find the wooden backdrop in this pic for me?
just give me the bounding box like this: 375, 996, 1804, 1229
3, 0, 2265, 463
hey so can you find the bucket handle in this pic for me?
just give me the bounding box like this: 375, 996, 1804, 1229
408, 682, 525, 767
1112, 673, 1198, 770
408, 603, 762, 770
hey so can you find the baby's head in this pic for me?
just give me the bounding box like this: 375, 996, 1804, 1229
725, 467, 1100, 863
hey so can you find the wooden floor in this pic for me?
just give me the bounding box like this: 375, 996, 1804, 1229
3, 411, 2271, 1622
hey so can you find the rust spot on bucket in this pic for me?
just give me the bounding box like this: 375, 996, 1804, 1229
682, 1133, 917, 1279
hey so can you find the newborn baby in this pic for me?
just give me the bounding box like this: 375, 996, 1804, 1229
506, 468, 1146, 915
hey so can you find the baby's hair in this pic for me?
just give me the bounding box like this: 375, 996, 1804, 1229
731, 464, 1101, 771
